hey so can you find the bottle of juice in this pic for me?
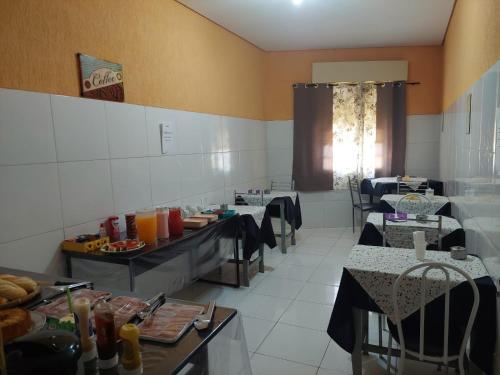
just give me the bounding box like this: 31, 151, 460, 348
135, 209, 157, 245
156, 207, 169, 240
168, 207, 184, 237
94, 301, 118, 370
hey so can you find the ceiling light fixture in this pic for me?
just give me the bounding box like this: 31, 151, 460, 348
292, 0, 303, 6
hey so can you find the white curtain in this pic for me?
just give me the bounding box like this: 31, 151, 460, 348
332, 84, 377, 189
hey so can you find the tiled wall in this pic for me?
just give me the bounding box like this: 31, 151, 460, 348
266, 115, 441, 228
439, 61, 500, 281
0, 88, 267, 275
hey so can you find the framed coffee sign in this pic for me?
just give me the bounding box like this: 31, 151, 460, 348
77, 53, 124, 102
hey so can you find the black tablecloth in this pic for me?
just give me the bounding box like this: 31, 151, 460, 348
327, 269, 497, 374
358, 222, 465, 251
239, 208, 277, 260
268, 195, 303, 230
361, 179, 444, 197
376, 200, 452, 217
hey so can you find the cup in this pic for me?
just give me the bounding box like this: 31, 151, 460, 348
413, 231, 426, 260
136, 209, 157, 245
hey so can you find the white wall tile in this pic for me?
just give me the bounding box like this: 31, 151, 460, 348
0, 230, 65, 275
0, 89, 57, 165
178, 154, 204, 197
51, 95, 109, 161
59, 160, 114, 227
406, 115, 441, 143
200, 114, 223, 153
268, 148, 293, 177
221, 117, 241, 152
0, 164, 63, 243
177, 111, 204, 154
406, 142, 440, 172
267, 120, 294, 149
223, 151, 241, 187
480, 67, 498, 151
300, 202, 325, 228
144, 106, 178, 156
202, 153, 225, 192
323, 200, 353, 228
63, 219, 102, 240
149, 156, 181, 205
110, 158, 152, 213
105, 102, 148, 158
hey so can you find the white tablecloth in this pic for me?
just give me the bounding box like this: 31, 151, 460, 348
366, 212, 462, 248
207, 205, 266, 228
346, 245, 489, 321
236, 191, 297, 206
381, 194, 449, 215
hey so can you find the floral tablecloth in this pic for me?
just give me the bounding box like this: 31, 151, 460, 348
380, 194, 450, 215
207, 205, 265, 228
366, 212, 461, 248
235, 191, 297, 206
345, 245, 489, 321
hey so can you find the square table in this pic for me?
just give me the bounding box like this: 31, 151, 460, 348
378, 194, 451, 216
361, 177, 444, 200
327, 245, 497, 375
360, 212, 464, 250
235, 191, 302, 253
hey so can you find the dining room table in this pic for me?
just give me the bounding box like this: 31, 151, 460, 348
327, 245, 497, 375
358, 212, 465, 251
235, 190, 302, 253
360, 177, 444, 201
377, 194, 452, 216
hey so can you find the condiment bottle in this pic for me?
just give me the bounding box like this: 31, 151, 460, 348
94, 301, 118, 370
119, 324, 142, 374
74, 297, 97, 374
156, 207, 169, 240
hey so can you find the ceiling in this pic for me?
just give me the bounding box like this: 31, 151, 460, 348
178, 0, 455, 51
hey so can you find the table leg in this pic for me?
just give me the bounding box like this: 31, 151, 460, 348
280, 201, 286, 253
258, 243, 265, 273
234, 234, 240, 287
352, 307, 363, 375
128, 262, 135, 292
362, 310, 369, 355
65, 256, 73, 278
291, 217, 296, 246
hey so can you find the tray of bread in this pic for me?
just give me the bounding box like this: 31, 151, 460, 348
0, 274, 40, 310
138, 302, 204, 344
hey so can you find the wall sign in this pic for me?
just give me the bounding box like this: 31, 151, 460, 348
78, 53, 124, 102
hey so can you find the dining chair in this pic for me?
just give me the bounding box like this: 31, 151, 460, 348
387, 262, 480, 375
348, 175, 377, 233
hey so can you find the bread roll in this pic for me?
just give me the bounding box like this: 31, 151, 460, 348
0, 296, 7, 305
0, 308, 31, 342
0, 274, 37, 293
0, 279, 27, 300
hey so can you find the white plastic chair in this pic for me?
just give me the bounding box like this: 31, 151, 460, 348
387, 262, 480, 375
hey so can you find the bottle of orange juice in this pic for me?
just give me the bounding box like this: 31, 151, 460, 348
135, 209, 157, 245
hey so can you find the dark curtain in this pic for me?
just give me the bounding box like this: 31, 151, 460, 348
375, 83, 406, 177
292, 84, 333, 191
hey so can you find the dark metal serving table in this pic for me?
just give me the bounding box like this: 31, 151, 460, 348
0, 266, 251, 375
62, 216, 241, 292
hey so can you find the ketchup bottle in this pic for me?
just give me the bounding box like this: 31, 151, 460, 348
94, 301, 118, 371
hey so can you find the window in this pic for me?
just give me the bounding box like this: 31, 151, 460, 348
331, 84, 376, 189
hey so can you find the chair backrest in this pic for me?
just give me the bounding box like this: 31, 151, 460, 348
271, 177, 294, 191
397, 179, 429, 195
348, 175, 363, 207
392, 262, 480, 365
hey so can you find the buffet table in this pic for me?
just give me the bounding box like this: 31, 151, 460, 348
327, 246, 497, 375
0, 266, 251, 375
63, 216, 241, 294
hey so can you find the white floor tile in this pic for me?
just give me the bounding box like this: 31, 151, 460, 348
296, 283, 339, 305
321, 340, 377, 374
316, 368, 347, 375
335, 238, 358, 248
242, 316, 276, 352
251, 353, 318, 375
292, 244, 332, 256
238, 293, 293, 321
285, 253, 325, 267
257, 323, 330, 366
271, 264, 317, 282
279, 300, 332, 331
308, 266, 343, 286
252, 276, 305, 299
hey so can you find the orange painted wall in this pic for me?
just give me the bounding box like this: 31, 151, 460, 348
0, 0, 265, 120
264, 46, 443, 120
442, 0, 500, 110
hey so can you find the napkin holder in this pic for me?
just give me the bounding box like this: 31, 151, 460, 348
450, 246, 467, 260
384, 212, 407, 222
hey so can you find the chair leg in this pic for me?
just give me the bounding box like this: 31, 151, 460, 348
378, 314, 383, 359
458, 355, 465, 375
386, 334, 393, 375
398, 351, 405, 375
360, 210, 364, 229
352, 207, 355, 233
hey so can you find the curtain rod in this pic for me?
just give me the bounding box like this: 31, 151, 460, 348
293, 80, 420, 88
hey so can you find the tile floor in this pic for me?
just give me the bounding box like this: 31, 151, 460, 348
172, 227, 446, 375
